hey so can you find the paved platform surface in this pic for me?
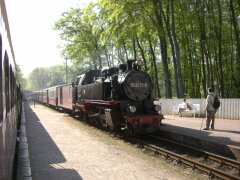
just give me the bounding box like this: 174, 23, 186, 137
159, 115, 240, 160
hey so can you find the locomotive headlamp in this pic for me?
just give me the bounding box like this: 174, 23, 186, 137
129, 106, 137, 113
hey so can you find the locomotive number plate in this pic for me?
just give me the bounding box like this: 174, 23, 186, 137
130, 82, 148, 88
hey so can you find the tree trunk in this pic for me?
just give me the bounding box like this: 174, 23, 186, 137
217, 0, 225, 97
188, 50, 196, 97
136, 35, 148, 72
89, 52, 97, 69
132, 38, 137, 60
148, 37, 161, 98
229, 0, 240, 97
170, 0, 184, 98
197, 1, 207, 97
153, 0, 172, 98
162, 0, 179, 97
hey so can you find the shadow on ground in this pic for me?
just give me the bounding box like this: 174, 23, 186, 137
24, 102, 82, 180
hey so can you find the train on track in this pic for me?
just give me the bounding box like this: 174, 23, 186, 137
0, 1, 22, 179
32, 60, 164, 136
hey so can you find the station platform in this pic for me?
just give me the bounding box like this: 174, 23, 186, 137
16, 102, 240, 179
158, 115, 240, 160
18, 102, 207, 180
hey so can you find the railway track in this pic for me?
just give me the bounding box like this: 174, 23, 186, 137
55, 107, 240, 179
74, 111, 240, 179
131, 135, 240, 180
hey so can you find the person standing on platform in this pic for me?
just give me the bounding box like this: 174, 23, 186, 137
204, 88, 216, 130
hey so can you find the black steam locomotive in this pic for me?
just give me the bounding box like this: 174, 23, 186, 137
72, 60, 164, 135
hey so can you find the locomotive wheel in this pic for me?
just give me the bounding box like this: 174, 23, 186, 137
82, 112, 88, 122
124, 124, 134, 137
92, 116, 100, 127
89, 117, 95, 125
69, 110, 75, 117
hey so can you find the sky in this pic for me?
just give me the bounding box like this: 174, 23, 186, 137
6, 0, 95, 77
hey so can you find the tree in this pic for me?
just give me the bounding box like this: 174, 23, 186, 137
15, 64, 27, 90
54, 6, 105, 70
27, 65, 67, 91
28, 68, 49, 90
53, 0, 240, 98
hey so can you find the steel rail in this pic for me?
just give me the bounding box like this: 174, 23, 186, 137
150, 135, 240, 169
132, 138, 239, 180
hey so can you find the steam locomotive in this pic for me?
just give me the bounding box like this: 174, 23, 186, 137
32, 60, 164, 136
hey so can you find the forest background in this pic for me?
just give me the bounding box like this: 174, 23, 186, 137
19, 0, 240, 99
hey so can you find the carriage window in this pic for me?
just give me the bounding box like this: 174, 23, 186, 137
13, 75, 16, 104
0, 35, 2, 125
4, 52, 10, 114
10, 66, 13, 108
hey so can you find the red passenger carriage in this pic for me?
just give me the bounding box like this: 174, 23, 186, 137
48, 86, 58, 107
42, 89, 48, 104
57, 84, 72, 111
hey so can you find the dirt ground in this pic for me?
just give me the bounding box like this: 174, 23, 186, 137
25, 102, 206, 180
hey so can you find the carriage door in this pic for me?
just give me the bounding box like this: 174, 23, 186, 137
60, 87, 63, 104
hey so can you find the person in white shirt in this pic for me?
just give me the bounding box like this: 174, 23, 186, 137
178, 98, 192, 117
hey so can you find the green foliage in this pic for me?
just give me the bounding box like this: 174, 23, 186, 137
27, 65, 66, 91
15, 64, 27, 90
53, 0, 240, 98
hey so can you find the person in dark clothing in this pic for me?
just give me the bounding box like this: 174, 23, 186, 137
204, 88, 216, 130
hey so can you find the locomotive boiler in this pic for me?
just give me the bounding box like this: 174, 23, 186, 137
72, 60, 164, 136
